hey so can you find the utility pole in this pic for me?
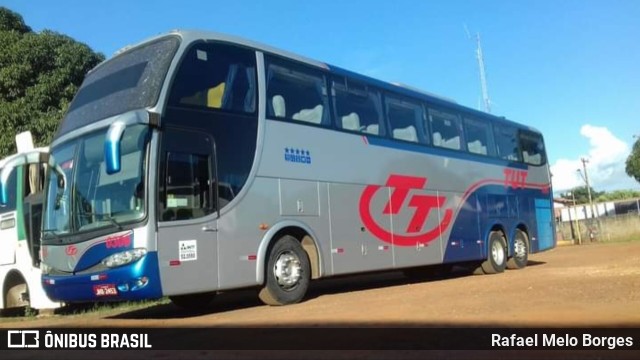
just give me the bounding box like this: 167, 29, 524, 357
579, 157, 599, 240
580, 158, 596, 218
568, 190, 582, 245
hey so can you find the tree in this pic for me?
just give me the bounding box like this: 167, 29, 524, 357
596, 189, 640, 202
0, 7, 104, 157
626, 137, 640, 184
560, 185, 604, 205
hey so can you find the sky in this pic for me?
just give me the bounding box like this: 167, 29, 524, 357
4, 0, 640, 193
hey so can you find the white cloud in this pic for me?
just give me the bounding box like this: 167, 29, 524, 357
551, 125, 638, 192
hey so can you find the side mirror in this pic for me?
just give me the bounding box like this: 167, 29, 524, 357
0, 149, 65, 206
105, 121, 127, 174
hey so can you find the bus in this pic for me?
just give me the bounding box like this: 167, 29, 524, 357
0, 133, 59, 313
0, 31, 555, 309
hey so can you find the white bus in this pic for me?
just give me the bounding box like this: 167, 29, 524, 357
0, 133, 59, 314
0, 31, 555, 310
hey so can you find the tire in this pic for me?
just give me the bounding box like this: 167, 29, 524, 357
507, 230, 529, 270
5, 283, 29, 308
480, 231, 507, 274
169, 291, 216, 310
258, 235, 311, 306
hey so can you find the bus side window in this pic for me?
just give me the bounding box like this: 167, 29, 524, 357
519, 131, 546, 165
494, 125, 520, 162
385, 94, 424, 144
428, 108, 463, 150
168, 43, 256, 114
163, 152, 212, 221
332, 78, 384, 136
463, 117, 495, 156
265, 57, 329, 126
0, 169, 17, 214
160, 129, 216, 222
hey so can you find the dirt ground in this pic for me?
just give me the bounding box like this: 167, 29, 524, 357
2, 241, 640, 359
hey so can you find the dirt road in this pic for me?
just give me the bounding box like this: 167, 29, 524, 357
2, 241, 640, 328
2, 241, 640, 359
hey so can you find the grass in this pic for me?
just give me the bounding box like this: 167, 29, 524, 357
0, 297, 170, 323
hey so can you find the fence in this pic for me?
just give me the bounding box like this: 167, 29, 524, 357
556, 212, 640, 243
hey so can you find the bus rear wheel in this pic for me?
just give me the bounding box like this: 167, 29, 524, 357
507, 229, 529, 269
479, 231, 507, 274
169, 291, 216, 310
259, 235, 311, 306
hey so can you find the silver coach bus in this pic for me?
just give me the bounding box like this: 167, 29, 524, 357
0, 31, 555, 309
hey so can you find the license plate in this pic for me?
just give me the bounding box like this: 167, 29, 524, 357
93, 284, 118, 297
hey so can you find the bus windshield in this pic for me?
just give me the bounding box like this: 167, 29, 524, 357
43, 125, 150, 242
56, 36, 180, 138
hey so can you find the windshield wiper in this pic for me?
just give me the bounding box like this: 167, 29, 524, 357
79, 212, 123, 230
42, 229, 63, 241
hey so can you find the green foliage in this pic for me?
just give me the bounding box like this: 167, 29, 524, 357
596, 189, 640, 202
626, 138, 640, 184
0, 6, 30, 33
561, 186, 640, 204
560, 186, 604, 205
0, 7, 104, 158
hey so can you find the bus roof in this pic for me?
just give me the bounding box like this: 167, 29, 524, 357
107, 29, 541, 135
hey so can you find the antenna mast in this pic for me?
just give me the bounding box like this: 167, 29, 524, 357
475, 33, 491, 113
465, 25, 492, 113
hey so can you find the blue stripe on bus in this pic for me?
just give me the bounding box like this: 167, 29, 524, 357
442, 185, 554, 263
42, 252, 163, 302
365, 136, 529, 170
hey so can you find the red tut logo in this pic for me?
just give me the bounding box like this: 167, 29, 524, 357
359, 174, 453, 247
65, 245, 77, 256
504, 169, 528, 189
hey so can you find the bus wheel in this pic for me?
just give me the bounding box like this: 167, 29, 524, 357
259, 235, 311, 306
480, 231, 507, 274
507, 230, 529, 270
169, 291, 216, 310
5, 283, 29, 308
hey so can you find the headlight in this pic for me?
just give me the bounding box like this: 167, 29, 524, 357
40, 262, 51, 275
102, 248, 147, 268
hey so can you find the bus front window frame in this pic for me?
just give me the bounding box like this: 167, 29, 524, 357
42, 125, 151, 244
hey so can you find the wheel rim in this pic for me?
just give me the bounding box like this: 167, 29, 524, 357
273, 251, 302, 290
514, 237, 527, 261
491, 240, 505, 265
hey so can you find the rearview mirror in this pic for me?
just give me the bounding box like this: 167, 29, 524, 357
105, 121, 127, 174
0, 149, 65, 206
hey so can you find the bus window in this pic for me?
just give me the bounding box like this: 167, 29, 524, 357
164, 152, 212, 221
385, 95, 424, 144
463, 117, 495, 156
494, 125, 520, 161
428, 108, 462, 150
0, 169, 17, 214
266, 57, 329, 126
168, 43, 256, 114
520, 131, 546, 165
332, 78, 384, 136
160, 128, 216, 222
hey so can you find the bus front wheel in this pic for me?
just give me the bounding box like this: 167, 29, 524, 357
480, 231, 507, 274
5, 282, 29, 309
259, 235, 311, 306
507, 229, 529, 269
